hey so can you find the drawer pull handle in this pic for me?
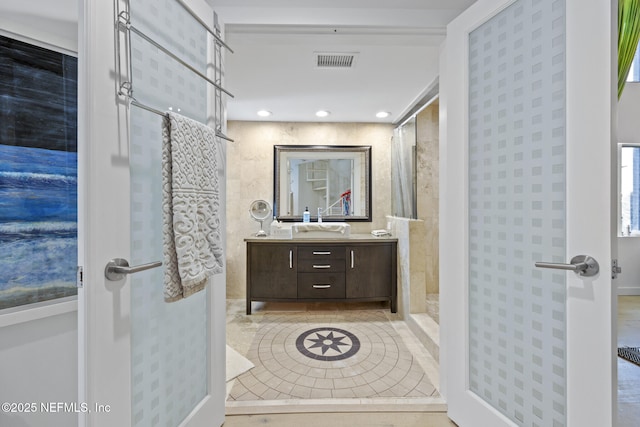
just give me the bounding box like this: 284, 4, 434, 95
313, 284, 332, 289
351, 250, 355, 269
313, 264, 331, 269
289, 250, 293, 269
313, 251, 331, 255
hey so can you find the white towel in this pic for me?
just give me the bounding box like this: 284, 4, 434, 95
225, 345, 254, 382
162, 112, 223, 302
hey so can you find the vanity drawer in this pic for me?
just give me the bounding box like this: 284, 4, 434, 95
298, 246, 345, 260
297, 258, 345, 273
297, 273, 345, 299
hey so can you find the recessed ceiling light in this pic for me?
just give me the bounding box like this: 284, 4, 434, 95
376, 111, 390, 118
257, 110, 272, 117
316, 110, 330, 117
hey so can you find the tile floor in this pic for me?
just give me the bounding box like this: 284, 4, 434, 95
225, 300, 443, 415
226, 296, 640, 425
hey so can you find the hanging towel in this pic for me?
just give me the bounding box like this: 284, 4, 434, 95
162, 112, 223, 302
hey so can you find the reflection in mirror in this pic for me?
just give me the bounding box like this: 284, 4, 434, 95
620, 144, 640, 236
274, 145, 371, 222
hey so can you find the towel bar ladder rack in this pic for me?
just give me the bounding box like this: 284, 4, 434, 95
115, 1, 234, 143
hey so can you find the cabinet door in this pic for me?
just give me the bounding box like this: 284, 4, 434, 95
345, 244, 393, 298
247, 243, 297, 299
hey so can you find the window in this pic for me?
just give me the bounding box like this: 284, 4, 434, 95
620, 144, 640, 236
628, 44, 640, 82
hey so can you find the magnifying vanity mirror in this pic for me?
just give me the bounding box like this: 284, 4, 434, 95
274, 145, 372, 222
249, 199, 272, 237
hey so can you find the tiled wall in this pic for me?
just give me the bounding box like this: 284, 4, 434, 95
416, 101, 439, 294
226, 121, 394, 299
387, 216, 427, 317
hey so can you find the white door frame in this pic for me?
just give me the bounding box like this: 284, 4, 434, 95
77, 0, 226, 425
439, 0, 617, 425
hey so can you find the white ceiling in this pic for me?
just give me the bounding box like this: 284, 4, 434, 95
208, 0, 476, 124
3, 0, 476, 124
0, 0, 78, 52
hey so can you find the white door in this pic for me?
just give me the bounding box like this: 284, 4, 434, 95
77, 0, 227, 426
441, 0, 616, 426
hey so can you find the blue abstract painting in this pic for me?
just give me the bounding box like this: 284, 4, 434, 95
0, 35, 78, 310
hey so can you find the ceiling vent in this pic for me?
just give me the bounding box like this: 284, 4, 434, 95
314, 52, 358, 69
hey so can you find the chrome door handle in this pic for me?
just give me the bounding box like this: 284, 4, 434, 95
313, 265, 331, 269
313, 284, 331, 289
105, 258, 163, 281
534, 255, 599, 277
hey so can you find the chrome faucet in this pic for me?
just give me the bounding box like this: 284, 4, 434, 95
317, 207, 323, 222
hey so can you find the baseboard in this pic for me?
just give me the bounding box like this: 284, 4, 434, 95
226, 397, 447, 415
617, 286, 640, 296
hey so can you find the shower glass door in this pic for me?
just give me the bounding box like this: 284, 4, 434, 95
391, 117, 417, 219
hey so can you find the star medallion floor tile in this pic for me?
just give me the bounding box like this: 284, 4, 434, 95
296, 327, 360, 361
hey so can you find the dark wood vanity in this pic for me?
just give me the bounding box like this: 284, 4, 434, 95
245, 236, 397, 314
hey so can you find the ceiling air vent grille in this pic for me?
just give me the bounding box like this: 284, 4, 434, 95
315, 52, 358, 69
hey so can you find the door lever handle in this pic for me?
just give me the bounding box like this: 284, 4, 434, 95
105, 258, 163, 281
534, 255, 599, 277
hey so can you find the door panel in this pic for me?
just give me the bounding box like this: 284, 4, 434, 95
441, 0, 615, 426
345, 245, 392, 298
79, 0, 226, 426
248, 244, 297, 299
128, 0, 210, 423
467, 1, 567, 424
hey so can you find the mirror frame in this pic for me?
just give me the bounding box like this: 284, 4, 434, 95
273, 145, 372, 222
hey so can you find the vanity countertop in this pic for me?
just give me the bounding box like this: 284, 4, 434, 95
244, 233, 397, 243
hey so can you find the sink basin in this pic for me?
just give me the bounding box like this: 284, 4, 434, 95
291, 222, 351, 239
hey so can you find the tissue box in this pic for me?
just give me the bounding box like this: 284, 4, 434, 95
271, 226, 292, 239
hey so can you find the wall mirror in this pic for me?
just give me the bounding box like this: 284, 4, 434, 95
620, 143, 640, 236
274, 145, 372, 222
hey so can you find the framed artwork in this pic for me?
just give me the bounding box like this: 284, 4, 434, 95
0, 35, 78, 310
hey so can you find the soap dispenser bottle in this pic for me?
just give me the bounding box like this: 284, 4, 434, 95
303, 207, 310, 223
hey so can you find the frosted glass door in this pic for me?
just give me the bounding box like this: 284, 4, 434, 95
79, 0, 226, 426
128, 0, 208, 425
442, 0, 615, 426
467, 0, 567, 424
